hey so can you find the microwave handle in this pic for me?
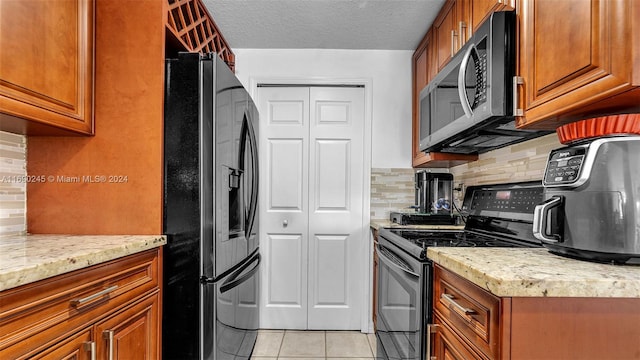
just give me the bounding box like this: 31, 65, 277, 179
457, 43, 475, 118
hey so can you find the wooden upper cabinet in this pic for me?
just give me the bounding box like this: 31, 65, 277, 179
432, 0, 461, 72
462, 0, 515, 38
516, 0, 640, 129
412, 33, 431, 167
0, 0, 94, 135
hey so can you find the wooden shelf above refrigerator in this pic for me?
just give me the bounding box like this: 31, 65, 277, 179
166, 0, 235, 71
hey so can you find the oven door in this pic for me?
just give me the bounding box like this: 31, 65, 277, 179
375, 235, 425, 360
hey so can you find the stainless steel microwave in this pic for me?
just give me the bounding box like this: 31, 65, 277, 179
419, 11, 551, 154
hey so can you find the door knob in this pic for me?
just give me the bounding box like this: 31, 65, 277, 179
283, 220, 288, 227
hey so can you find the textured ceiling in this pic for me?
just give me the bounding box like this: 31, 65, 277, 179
202, 0, 446, 50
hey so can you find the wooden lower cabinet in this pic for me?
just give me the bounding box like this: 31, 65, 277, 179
431, 264, 640, 360
95, 294, 159, 360
0, 248, 162, 359
30, 330, 94, 360
432, 316, 483, 360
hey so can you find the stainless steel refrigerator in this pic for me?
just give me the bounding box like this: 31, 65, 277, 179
163, 52, 260, 360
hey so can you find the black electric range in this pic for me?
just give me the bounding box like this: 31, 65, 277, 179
380, 181, 545, 260
375, 181, 544, 360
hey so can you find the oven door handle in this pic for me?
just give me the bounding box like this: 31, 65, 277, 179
376, 244, 419, 278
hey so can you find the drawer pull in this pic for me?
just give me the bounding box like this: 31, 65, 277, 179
441, 293, 475, 316
83, 341, 96, 360
104, 330, 115, 360
71, 285, 118, 306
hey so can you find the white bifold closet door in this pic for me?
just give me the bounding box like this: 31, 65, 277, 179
257, 86, 365, 330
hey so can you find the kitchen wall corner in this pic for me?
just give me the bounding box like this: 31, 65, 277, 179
0, 131, 26, 236
370, 168, 415, 220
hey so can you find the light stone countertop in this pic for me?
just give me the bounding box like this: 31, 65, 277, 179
370, 219, 465, 231
427, 247, 640, 298
0, 234, 166, 292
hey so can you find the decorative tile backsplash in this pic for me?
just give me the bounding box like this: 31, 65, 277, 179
370, 134, 562, 220
449, 133, 561, 202
370, 168, 415, 220
0, 131, 27, 236
449, 133, 560, 185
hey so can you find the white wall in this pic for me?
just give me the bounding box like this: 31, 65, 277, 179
233, 49, 413, 168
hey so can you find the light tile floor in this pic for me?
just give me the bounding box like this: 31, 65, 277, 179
252, 330, 377, 360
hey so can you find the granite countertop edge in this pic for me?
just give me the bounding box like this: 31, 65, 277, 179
427, 247, 640, 298
0, 234, 167, 292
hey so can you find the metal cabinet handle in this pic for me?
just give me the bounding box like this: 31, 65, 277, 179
71, 285, 118, 306
283, 219, 288, 227
425, 324, 439, 359
459, 21, 467, 46
103, 330, 114, 360
441, 293, 475, 316
450, 30, 457, 57
83, 342, 96, 360
512, 76, 524, 117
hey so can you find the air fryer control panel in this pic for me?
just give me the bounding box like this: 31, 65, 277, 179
543, 146, 586, 185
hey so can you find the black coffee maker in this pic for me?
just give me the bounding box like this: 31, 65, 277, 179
390, 171, 457, 225
415, 171, 454, 214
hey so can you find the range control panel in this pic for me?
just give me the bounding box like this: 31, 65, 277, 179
465, 187, 543, 215
543, 146, 586, 185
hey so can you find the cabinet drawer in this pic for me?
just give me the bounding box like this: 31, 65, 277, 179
433, 314, 485, 360
433, 265, 500, 359
0, 249, 159, 357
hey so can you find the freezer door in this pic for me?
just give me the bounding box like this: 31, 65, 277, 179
204, 250, 261, 360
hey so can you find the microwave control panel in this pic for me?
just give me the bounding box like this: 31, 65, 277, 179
543, 147, 586, 185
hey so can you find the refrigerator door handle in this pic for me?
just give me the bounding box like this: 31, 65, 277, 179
238, 111, 259, 237
220, 252, 261, 294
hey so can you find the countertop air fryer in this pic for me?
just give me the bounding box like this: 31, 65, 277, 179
534, 135, 640, 264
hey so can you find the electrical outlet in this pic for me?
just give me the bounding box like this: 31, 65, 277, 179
454, 183, 465, 193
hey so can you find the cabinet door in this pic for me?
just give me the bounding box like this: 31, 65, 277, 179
412, 42, 431, 167
433, 0, 461, 71
29, 330, 95, 360
517, 0, 638, 128
0, 0, 94, 135
463, 0, 514, 38
95, 294, 159, 360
